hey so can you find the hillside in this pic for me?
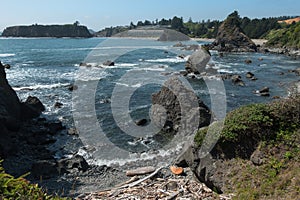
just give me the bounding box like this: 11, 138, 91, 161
266, 21, 300, 48
2, 24, 92, 38
278, 16, 300, 24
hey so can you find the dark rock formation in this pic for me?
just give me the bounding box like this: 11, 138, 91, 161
0, 61, 46, 157
57, 155, 89, 174
135, 119, 148, 126
103, 60, 115, 66
231, 75, 245, 86
31, 160, 59, 179
246, 72, 254, 78
205, 12, 257, 52
21, 96, 45, 120
0, 61, 21, 132
151, 77, 211, 135
2, 24, 92, 38
185, 48, 211, 74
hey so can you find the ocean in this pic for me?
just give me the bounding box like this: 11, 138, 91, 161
0, 37, 299, 166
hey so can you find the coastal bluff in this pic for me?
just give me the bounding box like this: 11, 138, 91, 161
2, 24, 92, 38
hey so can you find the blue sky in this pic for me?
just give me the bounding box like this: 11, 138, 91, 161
0, 0, 299, 31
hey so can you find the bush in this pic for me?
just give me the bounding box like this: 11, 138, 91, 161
0, 161, 67, 200
195, 95, 300, 157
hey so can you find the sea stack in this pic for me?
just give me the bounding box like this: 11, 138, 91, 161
207, 11, 257, 52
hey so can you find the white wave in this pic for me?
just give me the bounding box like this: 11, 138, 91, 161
13, 83, 70, 91
116, 63, 138, 67
115, 82, 142, 88
145, 57, 187, 63
0, 53, 15, 57
85, 142, 184, 167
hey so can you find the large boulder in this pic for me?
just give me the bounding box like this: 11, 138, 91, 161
206, 11, 257, 52
151, 77, 211, 135
21, 96, 45, 120
185, 48, 211, 74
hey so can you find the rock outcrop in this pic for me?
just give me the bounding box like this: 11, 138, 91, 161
151, 77, 211, 135
0, 61, 21, 132
185, 47, 211, 74
206, 12, 257, 52
0, 61, 45, 157
2, 24, 92, 38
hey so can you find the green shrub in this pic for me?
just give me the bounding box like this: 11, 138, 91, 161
0, 161, 67, 200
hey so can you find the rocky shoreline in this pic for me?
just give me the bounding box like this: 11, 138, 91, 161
1, 32, 300, 198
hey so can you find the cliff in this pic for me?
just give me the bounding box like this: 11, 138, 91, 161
2, 24, 92, 38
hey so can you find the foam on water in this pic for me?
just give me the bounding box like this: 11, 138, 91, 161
0, 53, 15, 57
13, 83, 71, 91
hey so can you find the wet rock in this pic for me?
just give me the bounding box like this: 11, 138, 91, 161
258, 57, 263, 61
173, 42, 185, 47
54, 102, 63, 109
259, 87, 269, 93
103, 60, 115, 66
178, 54, 186, 59
31, 160, 58, 179
251, 77, 258, 81
79, 62, 92, 67
254, 87, 270, 96
291, 68, 300, 76
244, 59, 252, 64
231, 75, 245, 86
246, 72, 254, 79
182, 44, 200, 51
21, 96, 45, 120
3, 64, 11, 69
135, 119, 148, 126
57, 155, 89, 174
68, 84, 78, 91
179, 71, 188, 76
185, 48, 211, 74
68, 127, 78, 135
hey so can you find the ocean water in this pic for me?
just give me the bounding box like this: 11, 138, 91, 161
0, 37, 299, 165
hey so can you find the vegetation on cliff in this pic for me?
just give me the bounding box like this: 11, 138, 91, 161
266, 21, 300, 48
96, 11, 295, 39
2, 22, 92, 38
194, 93, 300, 199
0, 161, 67, 200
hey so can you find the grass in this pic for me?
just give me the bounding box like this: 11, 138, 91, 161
194, 94, 300, 199
0, 161, 68, 200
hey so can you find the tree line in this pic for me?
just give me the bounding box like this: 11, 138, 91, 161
97, 12, 298, 39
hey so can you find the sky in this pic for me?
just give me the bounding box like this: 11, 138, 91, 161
0, 0, 299, 32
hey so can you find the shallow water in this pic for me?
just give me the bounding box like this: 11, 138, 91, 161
1, 37, 299, 165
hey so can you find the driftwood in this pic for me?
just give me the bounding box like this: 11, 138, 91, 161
122, 166, 165, 188
125, 166, 156, 176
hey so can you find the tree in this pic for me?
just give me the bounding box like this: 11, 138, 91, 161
159, 18, 170, 26
144, 20, 152, 26
73, 21, 80, 26
129, 22, 136, 29
137, 21, 144, 26
171, 16, 184, 30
